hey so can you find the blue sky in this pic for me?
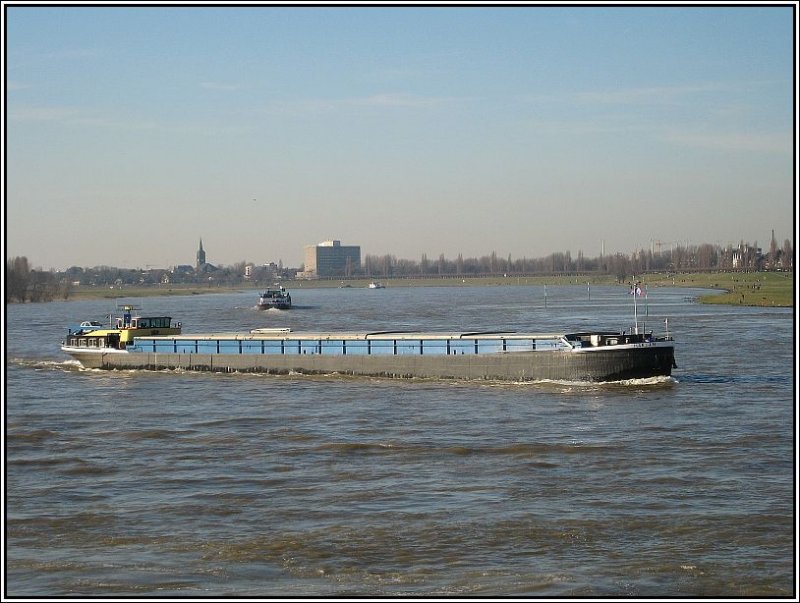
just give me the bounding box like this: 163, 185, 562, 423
5, 4, 796, 270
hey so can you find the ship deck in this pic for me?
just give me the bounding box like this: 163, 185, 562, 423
161, 330, 570, 341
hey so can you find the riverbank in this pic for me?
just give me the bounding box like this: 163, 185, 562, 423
642, 271, 794, 307
57, 272, 794, 307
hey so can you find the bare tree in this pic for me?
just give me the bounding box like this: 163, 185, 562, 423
420, 253, 429, 276
782, 239, 794, 270
696, 244, 717, 270
769, 231, 778, 269
7, 256, 31, 302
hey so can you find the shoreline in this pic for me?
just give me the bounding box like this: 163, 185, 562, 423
36, 272, 794, 308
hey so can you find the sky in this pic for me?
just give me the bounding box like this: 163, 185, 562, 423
4, 2, 797, 270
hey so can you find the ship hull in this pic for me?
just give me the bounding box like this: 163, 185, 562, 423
256, 303, 291, 310
62, 344, 674, 382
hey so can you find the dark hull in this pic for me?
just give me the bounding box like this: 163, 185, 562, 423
65, 345, 674, 382
256, 303, 291, 310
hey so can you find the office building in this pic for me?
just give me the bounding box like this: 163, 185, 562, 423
303, 240, 361, 278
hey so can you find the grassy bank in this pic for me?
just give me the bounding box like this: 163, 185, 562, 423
65, 284, 247, 300
295, 273, 794, 306
63, 272, 793, 307
671, 271, 794, 307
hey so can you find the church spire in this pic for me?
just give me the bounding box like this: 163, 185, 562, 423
196, 237, 206, 268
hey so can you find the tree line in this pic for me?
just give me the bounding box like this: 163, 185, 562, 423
5, 236, 794, 303
362, 238, 793, 281
6, 256, 71, 303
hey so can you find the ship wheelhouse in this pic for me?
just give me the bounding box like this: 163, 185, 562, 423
64, 311, 180, 351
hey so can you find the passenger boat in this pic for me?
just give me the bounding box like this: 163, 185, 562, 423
368, 281, 385, 289
61, 310, 676, 382
257, 285, 292, 310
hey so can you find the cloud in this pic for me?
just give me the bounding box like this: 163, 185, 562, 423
262, 92, 456, 116
572, 83, 724, 106
7, 105, 79, 121
6, 81, 30, 91
661, 130, 790, 154
200, 81, 242, 91
43, 48, 99, 61
354, 93, 450, 108
7, 103, 248, 137
8, 105, 155, 130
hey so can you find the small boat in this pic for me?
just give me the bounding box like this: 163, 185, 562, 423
250, 327, 293, 334
368, 282, 385, 289
257, 285, 292, 310
70, 320, 105, 334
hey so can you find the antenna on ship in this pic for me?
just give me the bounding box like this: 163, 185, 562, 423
631, 279, 641, 335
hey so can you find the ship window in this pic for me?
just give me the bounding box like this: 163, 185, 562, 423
506, 339, 535, 352
260, 341, 282, 355
395, 340, 419, 355
421, 340, 447, 355
450, 340, 472, 355
346, 341, 368, 356
369, 340, 394, 355
477, 340, 503, 354
197, 340, 217, 354
218, 340, 239, 354
177, 342, 196, 354
284, 340, 302, 354
300, 340, 319, 355
321, 340, 345, 355
241, 341, 261, 355
153, 340, 174, 353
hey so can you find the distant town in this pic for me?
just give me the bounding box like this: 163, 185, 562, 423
5, 234, 795, 303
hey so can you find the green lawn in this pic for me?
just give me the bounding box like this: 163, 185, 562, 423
65, 272, 793, 307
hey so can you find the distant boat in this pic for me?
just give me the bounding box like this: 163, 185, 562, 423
368, 282, 385, 289
257, 285, 292, 310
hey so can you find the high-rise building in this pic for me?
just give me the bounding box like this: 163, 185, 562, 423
303, 240, 361, 278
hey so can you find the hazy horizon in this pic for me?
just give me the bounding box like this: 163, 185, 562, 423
5, 3, 796, 271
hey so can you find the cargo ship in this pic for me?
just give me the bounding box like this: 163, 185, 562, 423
61, 308, 676, 382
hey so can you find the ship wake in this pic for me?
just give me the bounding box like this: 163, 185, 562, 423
506, 375, 677, 388
8, 357, 87, 372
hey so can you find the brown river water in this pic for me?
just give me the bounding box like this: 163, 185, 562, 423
5, 284, 795, 597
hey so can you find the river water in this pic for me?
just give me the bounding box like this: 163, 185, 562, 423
4, 284, 795, 597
